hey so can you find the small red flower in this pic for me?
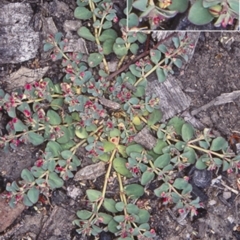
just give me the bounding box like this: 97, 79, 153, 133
113, 16, 118, 23
107, 121, 113, 129
131, 166, 139, 174
23, 109, 31, 118
24, 83, 32, 91
35, 159, 44, 167
79, 72, 85, 78
178, 208, 185, 214
150, 229, 156, 235
56, 166, 64, 172
12, 118, 18, 123
88, 83, 94, 89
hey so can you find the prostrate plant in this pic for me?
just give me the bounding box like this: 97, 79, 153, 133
1, 0, 240, 239
128, 0, 239, 29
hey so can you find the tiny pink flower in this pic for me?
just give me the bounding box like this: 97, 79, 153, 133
35, 159, 44, 167
23, 109, 31, 118
24, 83, 32, 91
113, 16, 118, 23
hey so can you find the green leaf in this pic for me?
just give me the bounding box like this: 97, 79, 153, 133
46, 141, 62, 157
61, 150, 72, 159
115, 201, 125, 211
168, 0, 189, 12
31, 167, 45, 178
134, 86, 145, 97
173, 58, 182, 68
136, 209, 150, 224
98, 212, 112, 224
28, 132, 44, 146
103, 140, 116, 152
167, 117, 185, 135
132, 0, 148, 11
47, 110, 61, 125
126, 204, 139, 214
228, 0, 239, 12
115, 38, 126, 44
150, 49, 161, 64
202, 0, 221, 8
172, 37, 180, 48
171, 192, 181, 203
157, 44, 168, 53
126, 144, 143, 155
153, 140, 168, 154
124, 184, 144, 199
21, 169, 34, 183
113, 43, 128, 57
54, 32, 63, 43
102, 20, 112, 29
102, 39, 115, 55
128, 12, 139, 28
77, 210, 92, 220
181, 147, 196, 164
23, 194, 34, 207
156, 68, 166, 82
137, 32, 147, 43
210, 137, 228, 151
195, 159, 207, 170
173, 178, 188, 190
182, 183, 192, 195
99, 29, 118, 41
213, 157, 223, 167
51, 98, 64, 110
141, 171, 155, 185
199, 140, 210, 149
75, 127, 88, 139
130, 43, 139, 55
117, 145, 127, 158
57, 126, 70, 144
109, 128, 121, 137
88, 53, 103, 67
113, 215, 125, 222
222, 160, 230, 171
86, 189, 102, 202
77, 26, 95, 41
108, 219, 118, 233
129, 64, 142, 77
74, 7, 93, 20
154, 153, 171, 168
48, 172, 64, 189
103, 198, 118, 213
99, 153, 110, 162
27, 187, 39, 204
154, 183, 169, 197
181, 123, 195, 142
48, 159, 56, 172
113, 157, 132, 177
188, 0, 214, 25
147, 109, 162, 126
13, 118, 27, 132
175, 141, 186, 151
43, 43, 54, 52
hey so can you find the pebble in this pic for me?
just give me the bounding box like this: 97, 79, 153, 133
67, 185, 83, 200
223, 191, 231, 200
208, 199, 217, 206
227, 215, 235, 224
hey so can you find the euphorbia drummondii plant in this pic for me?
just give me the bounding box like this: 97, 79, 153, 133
1, 0, 240, 239
188, 0, 239, 27
128, 0, 239, 29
